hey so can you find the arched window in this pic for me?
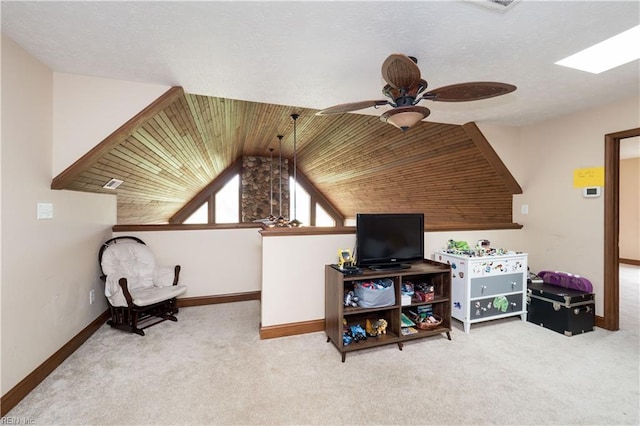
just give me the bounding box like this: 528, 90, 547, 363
172, 159, 343, 226
215, 175, 240, 223
289, 173, 342, 227
170, 160, 242, 225
182, 174, 240, 224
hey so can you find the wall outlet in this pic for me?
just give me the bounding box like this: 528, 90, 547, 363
89, 289, 96, 305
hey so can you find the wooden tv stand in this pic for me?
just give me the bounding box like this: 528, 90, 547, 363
325, 259, 452, 361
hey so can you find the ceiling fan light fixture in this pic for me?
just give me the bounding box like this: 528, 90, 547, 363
380, 106, 431, 132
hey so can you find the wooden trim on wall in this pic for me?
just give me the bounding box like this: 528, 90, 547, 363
462, 122, 523, 194
177, 291, 261, 307
259, 319, 325, 339
1, 310, 109, 416
113, 223, 266, 232
51, 87, 185, 190
113, 222, 522, 236
603, 127, 640, 331
259, 222, 523, 236
620, 258, 640, 266
260, 226, 355, 236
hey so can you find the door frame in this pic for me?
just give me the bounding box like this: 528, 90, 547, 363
602, 127, 640, 330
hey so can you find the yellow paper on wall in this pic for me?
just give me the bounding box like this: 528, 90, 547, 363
573, 167, 605, 188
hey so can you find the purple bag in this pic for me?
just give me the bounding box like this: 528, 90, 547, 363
537, 271, 593, 293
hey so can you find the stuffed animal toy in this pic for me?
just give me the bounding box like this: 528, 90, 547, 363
374, 319, 388, 335
344, 290, 359, 307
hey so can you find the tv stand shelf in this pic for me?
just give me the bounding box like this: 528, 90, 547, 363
325, 259, 452, 362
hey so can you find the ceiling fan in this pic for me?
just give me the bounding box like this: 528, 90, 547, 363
316, 54, 516, 132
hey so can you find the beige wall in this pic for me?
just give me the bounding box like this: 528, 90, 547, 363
1, 35, 117, 395
261, 229, 524, 327
53, 73, 168, 176
517, 96, 640, 314
620, 157, 639, 260
113, 229, 263, 297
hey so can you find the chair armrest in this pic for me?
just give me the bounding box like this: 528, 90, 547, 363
173, 265, 181, 286
118, 278, 134, 306
105, 274, 133, 307
154, 266, 181, 287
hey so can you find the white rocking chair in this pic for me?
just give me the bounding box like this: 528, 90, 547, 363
99, 236, 188, 336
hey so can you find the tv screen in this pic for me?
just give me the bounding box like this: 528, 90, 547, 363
355, 213, 424, 270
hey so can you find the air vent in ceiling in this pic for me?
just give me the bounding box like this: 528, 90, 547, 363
103, 178, 123, 189
465, 0, 521, 13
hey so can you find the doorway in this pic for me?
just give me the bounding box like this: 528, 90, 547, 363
602, 127, 640, 330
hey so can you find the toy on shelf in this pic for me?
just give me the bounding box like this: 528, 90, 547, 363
344, 290, 359, 307
337, 249, 354, 269
342, 318, 368, 345
349, 324, 367, 342
365, 318, 388, 337
444, 239, 510, 257
374, 319, 388, 335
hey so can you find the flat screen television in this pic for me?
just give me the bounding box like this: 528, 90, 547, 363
355, 213, 425, 271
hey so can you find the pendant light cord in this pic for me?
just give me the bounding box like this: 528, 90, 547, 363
277, 135, 283, 218
269, 148, 274, 217
291, 114, 299, 221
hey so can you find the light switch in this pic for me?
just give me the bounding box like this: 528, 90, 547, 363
37, 202, 53, 220
521, 204, 529, 215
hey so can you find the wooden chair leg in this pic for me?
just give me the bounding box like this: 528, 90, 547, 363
130, 311, 144, 335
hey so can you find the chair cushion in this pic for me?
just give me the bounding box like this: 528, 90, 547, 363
101, 242, 156, 290
131, 285, 187, 306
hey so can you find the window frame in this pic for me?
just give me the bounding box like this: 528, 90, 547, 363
170, 159, 242, 224
289, 164, 344, 227
171, 158, 344, 226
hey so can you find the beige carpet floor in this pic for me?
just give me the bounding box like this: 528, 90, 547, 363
6, 266, 639, 425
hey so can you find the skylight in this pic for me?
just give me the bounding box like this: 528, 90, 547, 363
555, 25, 640, 74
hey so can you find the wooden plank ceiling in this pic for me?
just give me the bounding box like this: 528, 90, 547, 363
52, 87, 521, 226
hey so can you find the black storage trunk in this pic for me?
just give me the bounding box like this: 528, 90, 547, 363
527, 282, 595, 336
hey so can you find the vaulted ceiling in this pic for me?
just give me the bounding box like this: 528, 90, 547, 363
3, 1, 638, 225
51, 87, 521, 226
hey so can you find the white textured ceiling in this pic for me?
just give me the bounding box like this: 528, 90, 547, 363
1, 0, 639, 127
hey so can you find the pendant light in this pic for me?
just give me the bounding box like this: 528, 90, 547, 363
289, 114, 302, 227
268, 147, 275, 220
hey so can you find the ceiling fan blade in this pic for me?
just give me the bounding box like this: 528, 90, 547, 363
381, 54, 421, 90
424, 82, 516, 102
316, 100, 389, 115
